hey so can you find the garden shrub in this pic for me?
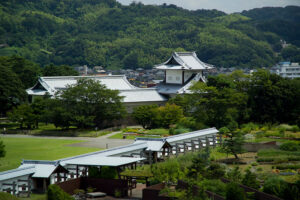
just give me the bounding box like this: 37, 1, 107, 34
201, 179, 226, 197
263, 175, 288, 199
291, 125, 299, 132
204, 163, 225, 179
262, 175, 299, 200
241, 123, 259, 133
242, 169, 260, 189
274, 164, 300, 170
255, 131, 266, 138
226, 166, 242, 182
279, 142, 300, 151
225, 182, 246, 200
47, 184, 73, 200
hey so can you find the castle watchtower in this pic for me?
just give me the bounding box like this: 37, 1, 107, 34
155, 52, 214, 97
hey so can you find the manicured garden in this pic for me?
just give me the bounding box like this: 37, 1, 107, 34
0, 137, 101, 171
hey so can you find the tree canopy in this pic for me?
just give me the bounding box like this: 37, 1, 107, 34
0, 1, 299, 68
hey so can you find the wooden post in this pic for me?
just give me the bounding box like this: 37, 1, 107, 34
198, 138, 203, 149
206, 136, 209, 147
149, 151, 152, 165
76, 165, 79, 178
213, 135, 216, 147
12, 181, 16, 195
191, 141, 195, 152
175, 144, 179, 157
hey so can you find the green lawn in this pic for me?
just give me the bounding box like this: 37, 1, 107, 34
0, 137, 101, 172
109, 132, 162, 140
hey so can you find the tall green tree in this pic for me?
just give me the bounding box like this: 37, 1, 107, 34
55, 79, 126, 128
0, 63, 26, 115
219, 130, 245, 159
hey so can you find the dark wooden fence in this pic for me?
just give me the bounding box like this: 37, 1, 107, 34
142, 183, 173, 200
56, 177, 128, 197
177, 180, 224, 200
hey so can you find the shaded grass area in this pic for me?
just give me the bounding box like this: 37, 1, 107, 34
0, 137, 100, 172
19, 193, 46, 200
0, 122, 112, 137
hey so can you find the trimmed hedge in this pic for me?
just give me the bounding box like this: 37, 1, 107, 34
274, 164, 300, 170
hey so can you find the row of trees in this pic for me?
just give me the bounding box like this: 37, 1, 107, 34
170, 70, 300, 128
0, 56, 78, 115
132, 70, 299, 132
8, 79, 126, 129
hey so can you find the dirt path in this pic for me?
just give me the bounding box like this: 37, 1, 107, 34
0, 131, 134, 149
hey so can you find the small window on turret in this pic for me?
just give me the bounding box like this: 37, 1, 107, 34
168, 76, 172, 80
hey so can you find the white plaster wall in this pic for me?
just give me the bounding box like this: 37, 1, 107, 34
184, 71, 194, 83
166, 70, 182, 84
0, 175, 32, 194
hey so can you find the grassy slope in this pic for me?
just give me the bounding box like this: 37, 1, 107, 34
0, 137, 100, 172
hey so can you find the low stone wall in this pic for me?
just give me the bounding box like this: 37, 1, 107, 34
243, 141, 278, 152
56, 177, 128, 197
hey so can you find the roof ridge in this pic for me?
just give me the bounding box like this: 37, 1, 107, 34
0, 166, 35, 175
59, 142, 148, 162
22, 160, 58, 165
164, 128, 217, 139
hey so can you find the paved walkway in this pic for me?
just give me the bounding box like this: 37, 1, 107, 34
0, 131, 134, 149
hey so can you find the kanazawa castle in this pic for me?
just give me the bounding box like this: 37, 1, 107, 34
26, 52, 214, 111
0, 52, 218, 196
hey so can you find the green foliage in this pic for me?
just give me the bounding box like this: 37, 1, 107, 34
133, 104, 183, 129
187, 148, 210, 179
43, 64, 78, 76
49, 79, 126, 128
263, 176, 288, 199
242, 169, 260, 189
226, 166, 242, 182
0, 61, 26, 115
274, 164, 300, 170
200, 179, 226, 197
204, 163, 225, 179
0, 192, 18, 200
1, 2, 297, 68
89, 166, 118, 179
150, 158, 185, 184
0, 140, 5, 158
47, 184, 74, 200
279, 142, 300, 151
132, 104, 158, 129
8, 104, 36, 129
225, 182, 246, 200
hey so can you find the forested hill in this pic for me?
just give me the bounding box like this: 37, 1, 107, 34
0, 0, 299, 69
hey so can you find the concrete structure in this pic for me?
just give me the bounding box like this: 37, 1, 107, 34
0, 128, 219, 195
271, 62, 300, 79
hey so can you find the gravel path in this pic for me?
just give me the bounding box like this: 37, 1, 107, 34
0, 131, 134, 149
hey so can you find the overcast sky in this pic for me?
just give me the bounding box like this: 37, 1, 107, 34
117, 0, 300, 13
